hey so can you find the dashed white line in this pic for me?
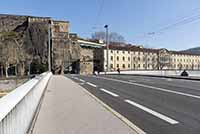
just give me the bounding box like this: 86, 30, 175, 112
73, 77, 79, 80
86, 82, 97, 87
100, 88, 119, 97
79, 79, 85, 82
79, 83, 85, 85
125, 99, 179, 125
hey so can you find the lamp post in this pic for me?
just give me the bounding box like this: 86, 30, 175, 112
48, 20, 52, 72
104, 25, 109, 73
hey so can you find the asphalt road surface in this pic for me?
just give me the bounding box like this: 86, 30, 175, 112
66, 74, 200, 134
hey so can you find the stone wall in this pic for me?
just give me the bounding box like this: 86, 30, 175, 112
51, 21, 80, 74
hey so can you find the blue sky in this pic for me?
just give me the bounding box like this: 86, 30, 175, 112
1, 0, 200, 50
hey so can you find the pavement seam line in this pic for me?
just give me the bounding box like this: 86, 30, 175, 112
70, 79, 146, 134
100, 88, 119, 97
96, 76, 200, 99
125, 99, 179, 125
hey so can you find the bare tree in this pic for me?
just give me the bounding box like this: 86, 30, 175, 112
91, 31, 125, 43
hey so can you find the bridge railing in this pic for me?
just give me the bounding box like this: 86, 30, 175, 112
0, 72, 52, 134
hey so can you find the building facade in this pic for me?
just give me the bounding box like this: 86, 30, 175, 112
98, 44, 200, 71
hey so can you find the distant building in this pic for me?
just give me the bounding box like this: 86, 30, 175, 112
96, 44, 200, 71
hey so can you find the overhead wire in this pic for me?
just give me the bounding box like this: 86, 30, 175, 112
137, 7, 200, 39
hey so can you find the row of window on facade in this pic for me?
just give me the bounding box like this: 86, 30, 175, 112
110, 63, 153, 69
172, 58, 200, 63
110, 56, 200, 63
110, 56, 157, 62
110, 50, 155, 55
109, 63, 200, 69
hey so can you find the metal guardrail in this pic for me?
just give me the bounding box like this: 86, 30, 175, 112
0, 72, 52, 134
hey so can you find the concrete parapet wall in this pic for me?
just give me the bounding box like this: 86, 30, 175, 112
101, 70, 200, 77
0, 72, 52, 134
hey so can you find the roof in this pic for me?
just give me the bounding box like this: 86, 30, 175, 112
77, 38, 105, 48
103, 43, 200, 56
104, 44, 159, 53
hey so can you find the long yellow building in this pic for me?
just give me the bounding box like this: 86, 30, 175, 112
95, 44, 200, 71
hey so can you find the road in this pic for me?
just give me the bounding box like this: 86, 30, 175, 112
66, 74, 200, 134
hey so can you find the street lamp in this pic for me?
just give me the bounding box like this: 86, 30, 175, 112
48, 20, 52, 72
104, 25, 109, 73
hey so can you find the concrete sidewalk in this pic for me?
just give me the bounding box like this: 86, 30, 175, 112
32, 75, 137, 134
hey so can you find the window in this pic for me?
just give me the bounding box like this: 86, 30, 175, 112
122, 64, 125, 68
138, 57, 140, 61
117, 64, 119, 68
128, 51, 130, 54
111, 50, 113, 53
117, 56, 119, 61
111, 56, 113, 61
123, 56, 125, 61
110, 64, 113, 68
117, 51, 119, 53
128, 57, 130, 61
138, 64, 140, 68
122, 51, 125, 54
128, 64, 130, 68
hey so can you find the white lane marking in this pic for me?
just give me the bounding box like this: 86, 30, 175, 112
79, 83, 85, 85
79, 79, 85, 82
125, 100, 179, 125
100, 88, 119, 97
95, 76, 200, 99
73, 77, 79, 80
86, 82, 97, 87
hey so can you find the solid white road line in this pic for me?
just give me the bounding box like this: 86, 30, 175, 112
100, 88, 119, 97
125, 99, 179, 125
79, 79, 85, 82
86, 82, 97, 87
96, 76, 200, 99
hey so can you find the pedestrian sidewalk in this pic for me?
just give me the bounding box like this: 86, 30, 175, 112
32, 75, 137, 134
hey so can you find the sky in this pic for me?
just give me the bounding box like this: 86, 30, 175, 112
1, 0, 200, 50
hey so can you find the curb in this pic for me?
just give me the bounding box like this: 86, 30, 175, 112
27, 75, 52, 134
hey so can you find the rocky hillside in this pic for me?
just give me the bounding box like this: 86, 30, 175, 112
0, 14, 49, 77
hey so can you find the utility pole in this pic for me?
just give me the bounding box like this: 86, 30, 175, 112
104, 25, 109, 73
48, 20, 51, 72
